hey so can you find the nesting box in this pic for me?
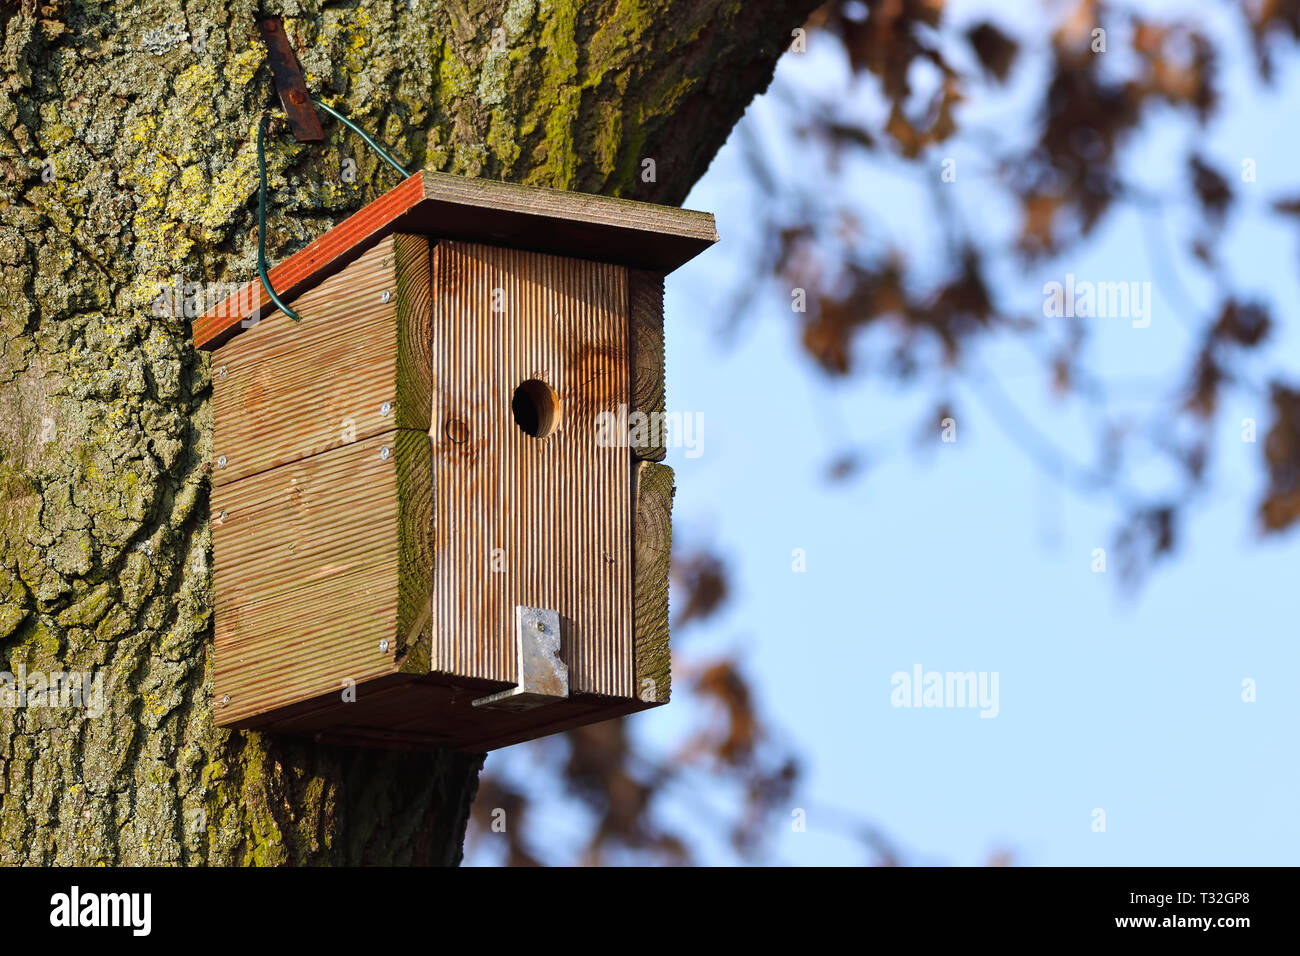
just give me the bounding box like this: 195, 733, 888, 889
196, 172, 716, 750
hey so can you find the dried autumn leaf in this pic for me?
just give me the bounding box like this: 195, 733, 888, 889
1189, 155, 1232, 224
1211, 300, 1270, 348
672, 550, 730, 628
1260, 384, 1300, 531
967, 21, 1019, 81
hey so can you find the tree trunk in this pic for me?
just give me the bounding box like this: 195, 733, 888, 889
0, 0, 817, 865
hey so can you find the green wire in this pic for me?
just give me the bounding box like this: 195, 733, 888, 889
256, 101, 412, 323
257, 111, 301, 322
312, 98, 411, 178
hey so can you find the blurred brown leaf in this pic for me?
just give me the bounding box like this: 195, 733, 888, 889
1261, 384, 1300, 531
967, 21, 1019, 81
672, 549, 730, 629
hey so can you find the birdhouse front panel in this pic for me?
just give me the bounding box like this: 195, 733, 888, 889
431, 242, 632, 699
200, 171, 717, 751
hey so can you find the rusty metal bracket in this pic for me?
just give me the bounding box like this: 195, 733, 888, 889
257, 16, 323, 142
473, 607, 570, 711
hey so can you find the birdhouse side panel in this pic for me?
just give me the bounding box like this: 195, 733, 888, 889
212, 430, 428, 725
210, 234, 432, 487
431, 242, 633, 699
210, 234, 434, 728
633, 460, 673, 705
628, 270, 666, 462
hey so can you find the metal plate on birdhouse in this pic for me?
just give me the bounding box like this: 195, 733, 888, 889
472, 607, 569, 711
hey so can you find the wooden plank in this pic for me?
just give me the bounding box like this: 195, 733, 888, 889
227, 673, 654, 752
393, 236, 435, 434
418, 171, 716, 242
401, 171, 717, 276
632, 461, 674, 705
210, 235, 432, 487
628, 269, 666, 461
430, 242, 633, 698
393, 427, 434, 675
212, 429, 429, 726
194, 171, 716, 350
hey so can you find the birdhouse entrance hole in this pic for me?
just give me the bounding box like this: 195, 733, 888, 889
512, 378, 560, 439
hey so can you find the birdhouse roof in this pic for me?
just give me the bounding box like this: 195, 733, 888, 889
194, 170, 718, 350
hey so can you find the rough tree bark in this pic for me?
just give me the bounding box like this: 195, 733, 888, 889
0, 0, 818, 865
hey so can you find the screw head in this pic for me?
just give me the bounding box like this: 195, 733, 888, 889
218, 365, 227, 379
221, 694, 230, 704
219, 510, 227, 520
217, 455, 227, 468
381, 290, 391, 303
535, 620, 545, 632
380, 401, 391, 417
379, 639, 390, 653
379, 446, 390, 460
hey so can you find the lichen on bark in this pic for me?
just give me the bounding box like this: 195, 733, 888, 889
0, 0, 818, 864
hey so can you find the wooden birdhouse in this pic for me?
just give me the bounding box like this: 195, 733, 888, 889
196, 171, 716, 751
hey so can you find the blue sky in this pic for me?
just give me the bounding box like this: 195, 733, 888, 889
470, 0, 1300, 865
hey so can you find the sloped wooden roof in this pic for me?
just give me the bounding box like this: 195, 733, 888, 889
193, 170, 718, 350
